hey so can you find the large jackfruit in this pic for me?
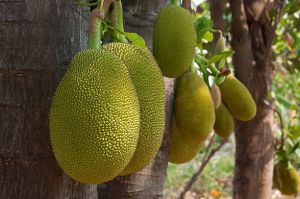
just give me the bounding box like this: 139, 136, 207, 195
174, 70, 215, 142
218, 74, 256, 121
168, 116, 203, 164
273, 161, 300, 196
214, 102, 234, 138
49, 49, 140, 184
103, 43, 165, 176
153, 5, 197, 78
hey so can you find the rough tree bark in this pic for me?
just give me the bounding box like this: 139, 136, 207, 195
229, 0, 278, 198
98, 1, 175, 198
0, 1, 97, 198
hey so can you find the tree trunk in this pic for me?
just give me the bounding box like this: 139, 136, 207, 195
229, 0, 275, 198
98, 1, 174, 198
0, 1, 97, 198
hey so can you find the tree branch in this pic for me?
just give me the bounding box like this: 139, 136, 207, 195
178, 138, 228, 199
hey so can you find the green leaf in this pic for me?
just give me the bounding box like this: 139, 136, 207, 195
123, 32, 146, 48
203, 31, 213, 43
194, 17, 213, 43
288, 125, 300, 139
289, 141, 300, 155
207, 50, 234, 65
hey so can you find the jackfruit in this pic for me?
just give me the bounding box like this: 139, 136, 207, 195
214, 102, 234, 138
103, 43, 165, 175
153, 5, 197, 78
210, 84, 221, 109
168, 116, 204, 164
218, 74, 256, 121
174, 70, 215, 142
273, 161, 300, 196
49, 49, 140, 184
214, 36, 226, 54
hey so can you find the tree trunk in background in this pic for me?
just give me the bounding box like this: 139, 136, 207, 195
98, 1, 174, 198
0, 1, 97, 198
229, 0, 276, 198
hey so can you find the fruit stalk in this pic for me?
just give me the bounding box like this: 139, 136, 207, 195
111, 0, 127, 43
88, 0, 113, 49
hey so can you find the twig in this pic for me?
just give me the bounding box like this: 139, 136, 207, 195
263, 99, 285, 150
178, 138, 228, 199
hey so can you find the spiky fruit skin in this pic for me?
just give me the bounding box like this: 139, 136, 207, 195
174, 71, 215, 142
210, 84, 221, 109
49, 49, 140, 184
214, 102, 234, 138
153, 5, 197, 78
103, 43, 165, 176
273, 162, 300, 196
168, 116, 203, 164
218, 74, 256, 121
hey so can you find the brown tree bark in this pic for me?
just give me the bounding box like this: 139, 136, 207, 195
0, 1, 97, 198
98, 1, 174, 198
229, 0, 278, 198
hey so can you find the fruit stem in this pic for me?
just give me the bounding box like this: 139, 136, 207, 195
88, 0, 113, 49
88, 8, 102, 49
111, 0, 127, 43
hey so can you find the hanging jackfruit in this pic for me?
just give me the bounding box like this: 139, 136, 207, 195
273, 161, 300, 196
49, 49, 140, 184
174, 70, 215, 142
168, 116, 204, 164
218, 74, 256, 121
214, 102, 234, 138
153, 5, 197, 78
103, 43, 165, 175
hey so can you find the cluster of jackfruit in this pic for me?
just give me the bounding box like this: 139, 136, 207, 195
49, 43, 165, 184
152, 8, 257, 162
168, 68, 256, 164
273, 161, 300, 196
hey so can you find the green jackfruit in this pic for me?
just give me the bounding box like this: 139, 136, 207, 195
49, 49, 140, 184
218, 74, 256, 121
168, 116, 203, 164
210, 84, 221, 109
273, 161, 300, 196
174, 70, 215, 142
153, 5, 197, 78
103, 43, 165, 175
215, 36, 226, 54
214, 102, 234, 138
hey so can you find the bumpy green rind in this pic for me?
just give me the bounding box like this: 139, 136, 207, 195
168, 116, 203, 164
273, 161, 300, 196
49, 49, 140, 184
174, 71, 215, 142
103, 43, 165, 176
153, 5, 197, 78
214, 102, 234, 138
218, 74, 257, 121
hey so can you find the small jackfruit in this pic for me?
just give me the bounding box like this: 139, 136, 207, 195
168, 116, 203, 164
153, 5, 197, 78
214, 102, 234, 138
210, 84, 221, 109
273, 161, 300, 196
49, 49, 140, 184
103, 43, 165, 176
174, 70, 215, 142
214, 36, 226, 54
218, 74, 256, 121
